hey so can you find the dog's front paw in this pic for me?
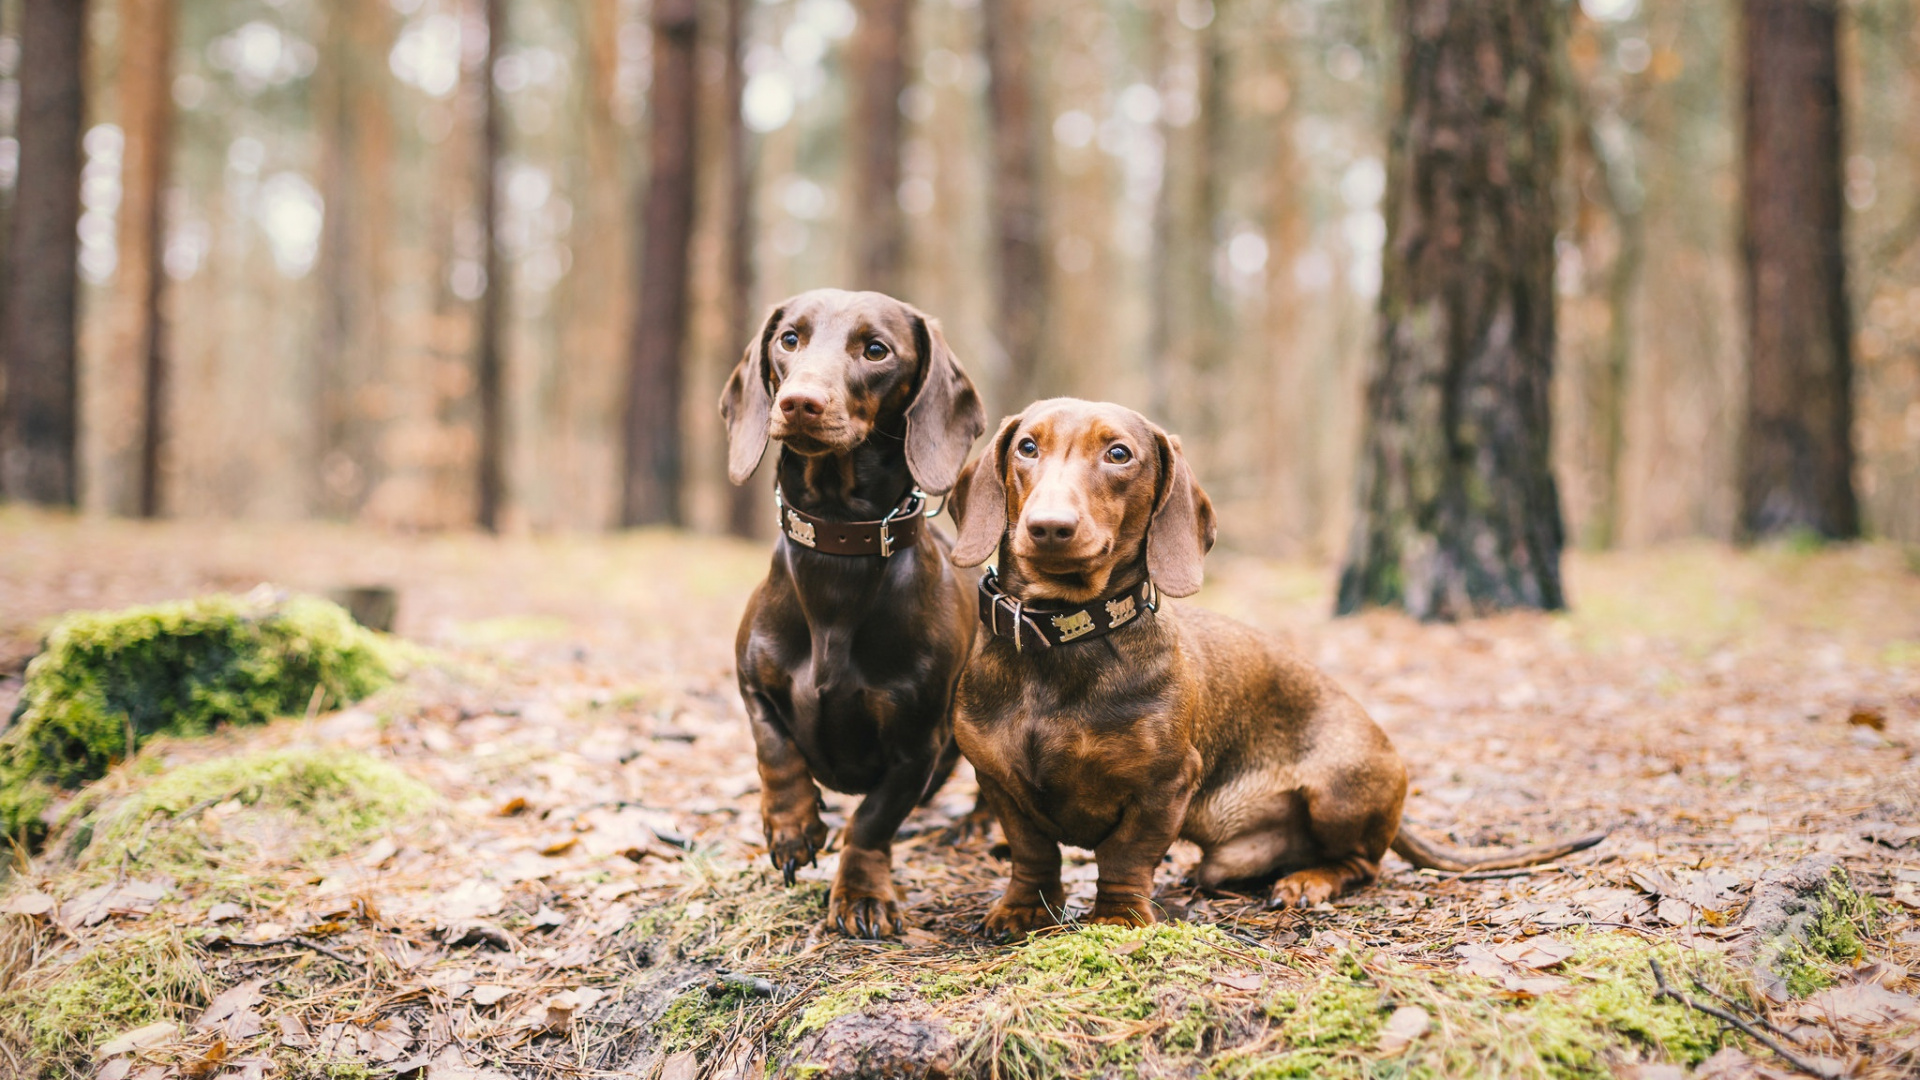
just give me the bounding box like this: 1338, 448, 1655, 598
764, 807, 829, 886
828, 846, 900, 938
1085, 898, 1154, 927
828, 886, 901, 938
1267, 869, 1341, 910
980, 899, 1059, 942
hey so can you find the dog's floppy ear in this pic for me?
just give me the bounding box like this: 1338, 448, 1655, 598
1146, 427, 1216, 597
904, 312, 986, 495
719, 305, 784, 484
950, 414, 1022, 567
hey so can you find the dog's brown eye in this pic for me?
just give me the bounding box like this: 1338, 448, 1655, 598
864, 340, 889, 360
780, 330, 800, 350
1106, 445, 1133, 464
1016, 437, 1039, 458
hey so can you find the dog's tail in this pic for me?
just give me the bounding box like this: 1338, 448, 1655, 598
1391, 821, 1608, 873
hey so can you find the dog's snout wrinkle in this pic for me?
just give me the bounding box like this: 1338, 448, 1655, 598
778, 389, 827, 419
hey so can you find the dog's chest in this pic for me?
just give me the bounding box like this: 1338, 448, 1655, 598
975, 699, 1180, 848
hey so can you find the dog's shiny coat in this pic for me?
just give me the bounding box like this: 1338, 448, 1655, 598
949, 399, 1603, 938
722, 289, 985, 938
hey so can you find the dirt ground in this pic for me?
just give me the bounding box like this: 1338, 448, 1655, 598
2, 508, 1918, 1079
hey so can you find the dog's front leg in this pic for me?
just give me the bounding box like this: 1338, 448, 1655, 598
745, 692, 827, 885
1088, 755, 1200, 926
976, 773, 1066, 941
829, 753, 937, 938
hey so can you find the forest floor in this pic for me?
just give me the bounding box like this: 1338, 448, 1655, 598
2, 507, 1919, 1080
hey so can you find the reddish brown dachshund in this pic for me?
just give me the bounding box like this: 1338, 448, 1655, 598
721, 289, 985, 938
948, 399, 1604, 938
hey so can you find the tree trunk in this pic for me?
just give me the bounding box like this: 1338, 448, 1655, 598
981, 0, 1045, 413
847, 0, 910, 293
1739, 0, 1858, 540
113, 0, 175, 518
476, 0, 507, 531
0, 0, 86, 506
314, 0, 395, 518
1336, 0, 1566, 620
722, 0, 762, 538
621, 0, 699, 527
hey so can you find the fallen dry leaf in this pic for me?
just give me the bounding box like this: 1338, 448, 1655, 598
1212, 973, 1262, 991
471, 985, 514, 1006
277, 1013, 312, 1049
1376, 1004, 1430, 1054
98, 1021, 178, 1057
204, 902, 246, 923
96, 1059, 134, 1080
1493, 937, 1577, 970
436, 880, 505, 922
193, 980, 265, 1036
1798, 983, 1920, 1029
365, 1017, 413, 1062
5, 890, 56, 917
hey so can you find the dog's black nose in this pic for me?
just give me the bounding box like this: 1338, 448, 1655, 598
1025, 511, 1079, 547
778, 391, 826, 419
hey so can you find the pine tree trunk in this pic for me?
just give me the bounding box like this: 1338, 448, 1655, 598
113, 0, 175, 518
1336, 0, 1566, 620
1739, 0, 1858, 540
475, 0, 507, 531
621, 0, 699, 527
847, 0, 910, 293
722, 0, 763, 538
981, 0, 1045, 413
0, 0, 86, 506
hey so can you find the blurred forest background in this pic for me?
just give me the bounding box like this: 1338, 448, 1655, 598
0, 0, 1916, 557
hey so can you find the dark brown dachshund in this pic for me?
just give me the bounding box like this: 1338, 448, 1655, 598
948, 399, 1604, 938
721, 289, 986, 938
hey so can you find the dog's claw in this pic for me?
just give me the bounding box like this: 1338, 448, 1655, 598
781, 856, 799, 886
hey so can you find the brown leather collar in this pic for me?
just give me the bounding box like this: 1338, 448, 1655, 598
777, 486, 926, 557
978, 567, 1159, 651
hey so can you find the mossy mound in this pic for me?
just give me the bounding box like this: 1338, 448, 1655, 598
1, 592, 396, 845
67, 748, 436, 882
4, 928, 210, 1078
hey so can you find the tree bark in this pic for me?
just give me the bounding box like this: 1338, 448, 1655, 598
621, 0, 700, 527
1739, 0, 1858, 540
1, 0, 86, 506
1336, 0, 1566, 620
981, 0, 1045, 413
111, 0, 175, 518
476, 0, 507, 531
847, 0, 910, 293
722, 0, 762, 538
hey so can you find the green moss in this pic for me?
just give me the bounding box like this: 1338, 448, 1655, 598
658, 983, 759, 1053
0, 592, 397, 846
788, 982, 903, 1039
1211, 934, 1732, 1080
64, 748, 434, 882
1759, 867, 1881, 999
3, 929, 211, 1078
949, 922, 1266, 1080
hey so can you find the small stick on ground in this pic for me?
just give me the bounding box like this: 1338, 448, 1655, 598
1649, 959, 1829, 1077
1691, 976, 1808, 1048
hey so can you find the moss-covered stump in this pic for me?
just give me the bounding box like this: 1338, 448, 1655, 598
1, 748, 434, 1078
0, 591, 396, 845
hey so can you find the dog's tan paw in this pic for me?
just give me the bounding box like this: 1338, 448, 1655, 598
1086, 898, 1154, 927
764, 809, 828, 886
1267, 869, 1341, 910
980, 900, 1058, 942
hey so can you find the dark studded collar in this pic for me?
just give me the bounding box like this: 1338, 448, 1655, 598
776, 485, 927, 558
977, 566, 1160, 651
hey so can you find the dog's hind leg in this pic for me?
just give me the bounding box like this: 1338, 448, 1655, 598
1265, 779, 1398, 909
745, 693, 828, 886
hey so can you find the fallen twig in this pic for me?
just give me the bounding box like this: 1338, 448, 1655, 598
211, 934, 365, 967
1649, 959, 1829, 1077
1691, 976, 1808, 1048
